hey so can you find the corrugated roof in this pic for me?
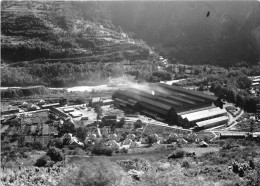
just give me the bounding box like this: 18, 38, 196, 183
159, 83, 217, 101
156, 91, 197, 105
115, 90, 172, 111
181, 107, 227, 122
196, 116, 229, 127
178, 105, 216, 115
141, 110, 157, 117
50, 107, 69, 118
140, 102, 169, 115
115, 98, 128, 105
103, 99, 114, 103
220, 132, 246, 136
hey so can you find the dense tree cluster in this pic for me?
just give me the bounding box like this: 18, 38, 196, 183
1, 62, 125, 87
146, 71, 173, 82
1, 86, 50, 99
203, 68, 259, 112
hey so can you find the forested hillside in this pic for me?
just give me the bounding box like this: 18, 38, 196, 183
1, 1, 156, 87
1, 1, 260, 87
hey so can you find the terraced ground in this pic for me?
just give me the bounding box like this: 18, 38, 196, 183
1, 1, 157, 87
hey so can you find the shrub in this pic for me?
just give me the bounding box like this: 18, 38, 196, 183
182, 160, 190, 168
58, 159, 133, 186
168, 150, 185, 159
51, 138, 63, 149
147, 135, 158, 146
34, 155, 51, 167
75, 97, 85, 104
91, 145, 113, 156
46, 147, 63, 162
71, 147, 85, 155
32, 140, 44, 150
121, 147, 128, 154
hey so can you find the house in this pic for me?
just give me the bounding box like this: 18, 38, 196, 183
107, 140, 120, 149
62, 133, 84, 147
88, 133, 97, 140
108, 134, 117, 140
198, 141, 209, 147
123, 138, 133, 145
89, 97, 102, 107
38, 99, 45, 105
70, 111, 82, 118
126, 134, 136, 140
168, 133, 178, 139
129, 141, 140, 148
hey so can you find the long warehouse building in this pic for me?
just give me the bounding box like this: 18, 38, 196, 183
112, 83, 227, 128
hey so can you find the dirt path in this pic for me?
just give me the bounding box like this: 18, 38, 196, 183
226, 109, 244, 129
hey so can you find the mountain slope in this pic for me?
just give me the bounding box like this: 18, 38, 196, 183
108, 1, 260, 66
1, 1, 157, 87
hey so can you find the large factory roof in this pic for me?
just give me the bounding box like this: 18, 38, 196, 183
181, 107, 227, 122
177, 105, 215, 115
196, 115, 229, 128
158, 83, 218, 102
114, 89, 172, 114
155, 91, 196, 105
128, 88, 192, 107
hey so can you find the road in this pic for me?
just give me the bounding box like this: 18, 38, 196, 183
207, 107, 245, 141
226, 109, 244, 129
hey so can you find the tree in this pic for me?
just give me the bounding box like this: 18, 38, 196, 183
59, 98, 68, 106
1, 144, 16, 170
46, 147, 63, 162
62, 120, 76, 133
32, 140, 43, 150
134, 120, 143, 129
237, 75, 252, 89
51, 138, 63, 149
34, 155, 51, 167
75, 97, 85, 104
198, 84, 205, 91
76, 126, 87, 142
147, 135, 158, 146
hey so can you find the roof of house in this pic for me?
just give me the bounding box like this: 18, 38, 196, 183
92, 97, 101, 103
30, 125, 37, 133
220, 132, 246, 136
0, 125, 9, 134
70, 111, 82, 118
63, 107, 74, 112
42, 124, 49, 135
196, 116, 229, 128
181, 107, 227, 122
103, 99, 114, 103
50, 107, 70, 118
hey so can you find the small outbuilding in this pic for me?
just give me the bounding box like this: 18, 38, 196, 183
198, 141, 209, 148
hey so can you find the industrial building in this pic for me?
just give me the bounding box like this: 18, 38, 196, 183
179, 106, 228, 128
112, 83, 227, 128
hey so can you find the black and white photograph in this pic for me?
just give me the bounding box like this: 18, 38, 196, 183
1, 0, 260, 185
